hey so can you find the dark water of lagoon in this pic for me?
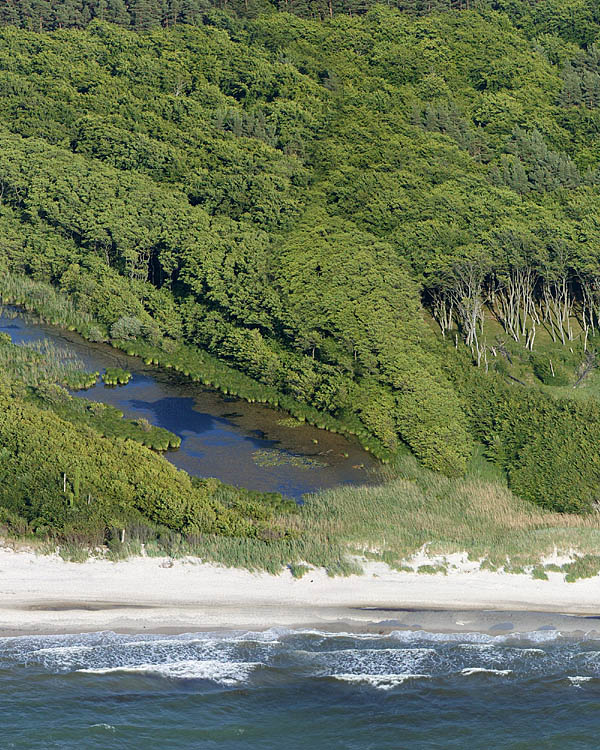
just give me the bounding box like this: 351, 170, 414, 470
0, 310, 377, 499
2, 628, 600, 749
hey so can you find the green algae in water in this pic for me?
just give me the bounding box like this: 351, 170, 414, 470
252, 448, 327, 470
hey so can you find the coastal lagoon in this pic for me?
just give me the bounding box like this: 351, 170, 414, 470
1, 627, 599, 749
0, 308, 377, 499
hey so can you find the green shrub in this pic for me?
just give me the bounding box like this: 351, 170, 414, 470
531, 353, 569, 386
110, 316, 144, 341
450, 358, 600, 512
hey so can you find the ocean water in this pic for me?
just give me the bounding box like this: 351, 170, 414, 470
2, 628, 600, 749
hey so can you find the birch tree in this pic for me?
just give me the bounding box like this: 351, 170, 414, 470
492, 229, 540, 350
441, 251, 489, 366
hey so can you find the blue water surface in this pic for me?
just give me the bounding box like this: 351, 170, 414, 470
1, 628, 599, 749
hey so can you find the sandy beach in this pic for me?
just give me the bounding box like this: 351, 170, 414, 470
1, 545, 600, 636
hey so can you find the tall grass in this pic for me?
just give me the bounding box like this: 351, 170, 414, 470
301, 456, 600, 571
0, 327, 91, 388
0, 274, 93, 331
14, 456, 597, 579
214, 454, 600, 575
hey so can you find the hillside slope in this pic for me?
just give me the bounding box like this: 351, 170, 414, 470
2, 7, 600, 509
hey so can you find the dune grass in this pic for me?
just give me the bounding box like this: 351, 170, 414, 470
46, 456, 600, 579
5, 454, 600, 580
300, 456, 600, 573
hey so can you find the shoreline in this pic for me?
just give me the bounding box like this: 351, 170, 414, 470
0, 288, 390, 460
2, 546, 600, 638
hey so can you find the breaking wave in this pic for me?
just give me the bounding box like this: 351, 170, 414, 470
78, 659, 262, 685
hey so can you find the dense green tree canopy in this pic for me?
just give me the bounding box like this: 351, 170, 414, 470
3, 4, 600, 512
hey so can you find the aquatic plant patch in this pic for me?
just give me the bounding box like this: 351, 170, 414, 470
102, 368, 132, 386
252, 449, 327, 470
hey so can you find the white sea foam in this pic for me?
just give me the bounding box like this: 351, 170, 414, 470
388, 629, 562, 645
517, 631, 562, 644
389, 630, 498, 644
293, 630, 391, 641
453, 645, 547, 675
77, 659, 262, 685
512, 648, 546, 655
24, 644, 102, 672
332, 673, 430, 690
90, 724, 116, 732
230, 628, 286, 643
458, 644, 544, 655
461, 668, 513, 677
31, 645, 95, 657
568, 676, 593, 686
228, 637, 281, 645
322, 647, 436, 657
1, 627, 590, 687
302, 647, 437, 678
118, 631, 280, 649
121, 638, 220, 650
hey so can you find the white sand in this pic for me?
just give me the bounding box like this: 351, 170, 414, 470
1, 545, 600, 635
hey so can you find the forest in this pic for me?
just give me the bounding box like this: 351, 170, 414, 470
3, 0, 600, 35
2, 0, 600, 557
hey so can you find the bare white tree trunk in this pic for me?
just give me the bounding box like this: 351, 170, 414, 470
431, 291, 454, 337
446, 262, 488, 365
494, 267, 538, 345
579, 276, 600, 349
542, 276, 573, 346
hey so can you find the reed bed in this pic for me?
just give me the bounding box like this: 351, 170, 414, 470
0, 330, 93, 389
102, 367, 132, 386
0, 275, 92, 331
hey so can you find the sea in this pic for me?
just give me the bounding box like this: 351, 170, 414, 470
2, 627, 600, 749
